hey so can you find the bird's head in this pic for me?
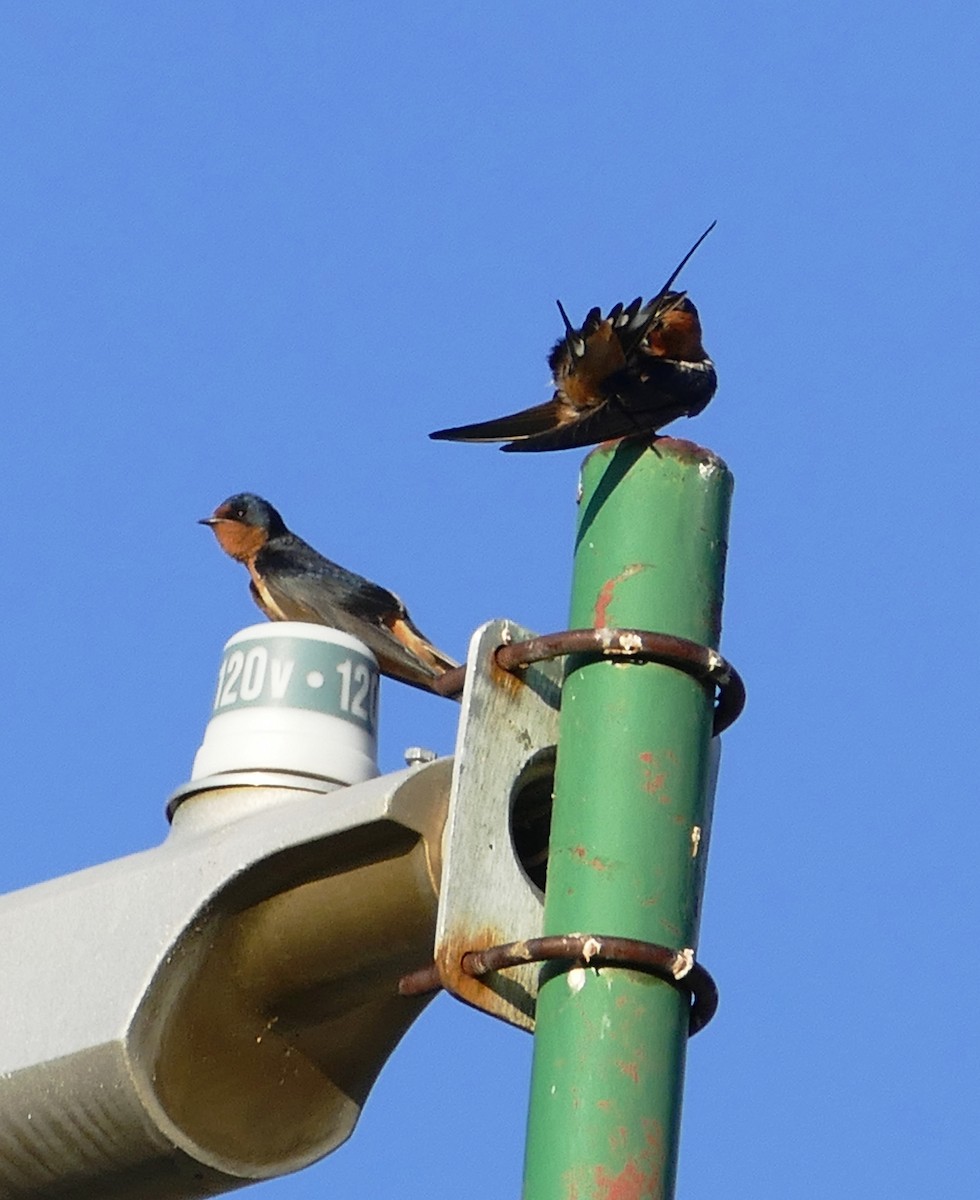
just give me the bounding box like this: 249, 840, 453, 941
199, 492, 287, 561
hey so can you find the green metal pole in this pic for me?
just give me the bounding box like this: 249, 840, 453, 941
522, 437, 733, 1200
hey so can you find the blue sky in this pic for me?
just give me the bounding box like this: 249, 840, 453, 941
0, 4, 977, 1196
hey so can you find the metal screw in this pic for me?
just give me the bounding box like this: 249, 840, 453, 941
404, 746, 437, 768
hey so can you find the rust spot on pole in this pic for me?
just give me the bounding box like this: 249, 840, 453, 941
593, 1157, 659, 1200
610, 1125, 630, 1151
615, 1060, 640, 1085
594, 564, 647, 627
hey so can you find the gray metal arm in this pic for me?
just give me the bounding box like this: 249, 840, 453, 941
0, 760, 450, 1198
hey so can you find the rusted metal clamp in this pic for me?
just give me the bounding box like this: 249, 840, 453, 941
433, 627, 744, 736
399, 933, 718, 1036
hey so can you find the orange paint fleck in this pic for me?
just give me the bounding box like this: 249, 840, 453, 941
643, 1118, 664, 1151
591, 1119, 666, 1200
609, 1125, 630, 1152
596, 1099, 613, 1111
594, 579, 617, 627
570, 845, 610, 871
615, 1058, 640, 1084
643, 771, 670, 802
640, 754, 672, 804
593, 1158, 659, 1200
594, 564, 646, 626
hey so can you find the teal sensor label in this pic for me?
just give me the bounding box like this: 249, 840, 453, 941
211, 635, 379, 733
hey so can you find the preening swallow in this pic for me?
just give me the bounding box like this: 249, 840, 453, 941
200, 493, 458, 692
430, 222, 718, 453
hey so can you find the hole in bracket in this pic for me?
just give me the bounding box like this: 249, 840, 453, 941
509, 746, 556, 894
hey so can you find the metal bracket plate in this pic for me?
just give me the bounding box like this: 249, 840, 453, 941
432, 618, 722, 1033
434, 619, 560, 1030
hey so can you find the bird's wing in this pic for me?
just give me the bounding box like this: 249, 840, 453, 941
429, 397, 573, 444
501, 361, 717, 453
258, 542, 457, 690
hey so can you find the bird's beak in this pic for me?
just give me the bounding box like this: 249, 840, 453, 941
198, 517, 219, 526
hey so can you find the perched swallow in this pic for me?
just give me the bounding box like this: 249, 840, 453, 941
430, 223, 717, 453
200, 493, 458, 692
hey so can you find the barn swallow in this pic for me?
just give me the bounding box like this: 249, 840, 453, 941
200, 493, 458, 692
429, 222, 717, 453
